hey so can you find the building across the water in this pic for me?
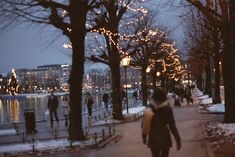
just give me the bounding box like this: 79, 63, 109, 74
15, 64, 71, 93
1, 63, 144, 94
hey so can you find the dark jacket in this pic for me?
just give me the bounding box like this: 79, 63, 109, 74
102, 93, 109, 103
86, 95, 93, 106
148, 105, 181, 149
48, 95, 58, 111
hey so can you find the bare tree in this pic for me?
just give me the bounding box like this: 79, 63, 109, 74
88, 0, 146, 119
127, 13, 168, 106
0, 0, 103, 140
183, 2, 223, 103
126, 13, 184, 104
184, 0, 235, 122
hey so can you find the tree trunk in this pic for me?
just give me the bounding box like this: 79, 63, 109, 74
160, 75, 165, 89
214, 56, 221, 103
152, 72, 157, 88
68, 3, 86, 140
196, 75, 203, 91
110, 61, 123, 120
223, 42, 235, 122
223, 3, 235, 123
166, 77, 169, 93
141, 67, 148, 106
205, 54, 212, 96
213, 30, 222, 104
68, 37, 86, 140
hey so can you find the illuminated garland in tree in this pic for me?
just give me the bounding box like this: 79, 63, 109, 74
62, 0, 186, 82
145, 41, 186, 81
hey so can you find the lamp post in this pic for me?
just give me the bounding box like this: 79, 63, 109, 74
121, 56, 131, 113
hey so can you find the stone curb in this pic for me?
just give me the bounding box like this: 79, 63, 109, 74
200, 123, 215, 157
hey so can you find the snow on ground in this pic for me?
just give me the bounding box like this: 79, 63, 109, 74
122, 105, 145, 114
195, 93, 204, 97
193, 89, 212, 105
197, 95, 209, 100
92, 105, 145, 126
218, 123, 235, 135
0, 138, 95, 153
0, 129, 16, 136
205, 122, 235, 151
198, 103, 224, 114
207, 103, 225, 113
92, 119, 121, 126
198, 98, 213, 105
193, 88, 222, 113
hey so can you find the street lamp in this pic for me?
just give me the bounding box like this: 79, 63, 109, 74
146, 66, 151, 73
121, 56, 131, 113
156, 71, 161, 77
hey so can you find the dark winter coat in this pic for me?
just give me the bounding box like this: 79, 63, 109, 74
48, 95, 58, 111
86, 95, 93, 106
102, 93, 109, 103
148, 105, 181, 149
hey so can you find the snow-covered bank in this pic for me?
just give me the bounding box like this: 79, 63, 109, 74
92, 105, 145, 126
1, 92, 69, 99
0, 129, 16, 136
207, 103, 225, 113
0, 138, 95, 154
204, 122, 235, 152
192, 88, 224, 114
122, 105, 145, 115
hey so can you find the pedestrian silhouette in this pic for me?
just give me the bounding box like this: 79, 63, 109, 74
102, 93, 109, 111
133, 90, 138, 103
142, 87, 181, 157
48, 91, 59, 127
62, 95, 69, 127
85, 92, 93, 117
174, 95, 181, 107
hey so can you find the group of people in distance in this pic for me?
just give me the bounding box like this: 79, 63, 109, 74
173, 85, 194, 107
85, 92, 110, 117
132, 89, 142, 103
47, 91, 111, 128
47, 86, 182, 157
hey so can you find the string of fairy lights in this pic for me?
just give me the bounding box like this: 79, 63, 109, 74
62, 0, 186, 82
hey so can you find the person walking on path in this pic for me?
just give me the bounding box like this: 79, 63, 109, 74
142, 87, 181, 157
185, 88, 192, 106
48, 91, 59, 127
133, 90, 138, 103
102, 93, 109, 111
85, 92, 93, 117
62, 95, 69, 127
174, 95, 181, 107
121, 89, 126, 108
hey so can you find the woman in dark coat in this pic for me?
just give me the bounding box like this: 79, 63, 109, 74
85, 92, 93, 117
142, 87, 181, 157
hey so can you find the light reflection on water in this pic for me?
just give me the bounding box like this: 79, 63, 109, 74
0, 93, 106, 123
7, 99, 20, 123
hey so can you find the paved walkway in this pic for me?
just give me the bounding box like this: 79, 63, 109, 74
81, 106, 208, 157
42, 99, 224, 157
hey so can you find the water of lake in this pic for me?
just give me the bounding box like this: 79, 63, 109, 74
0, 92, 106, 123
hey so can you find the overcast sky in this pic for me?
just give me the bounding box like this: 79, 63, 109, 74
0, 0, 185, 73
